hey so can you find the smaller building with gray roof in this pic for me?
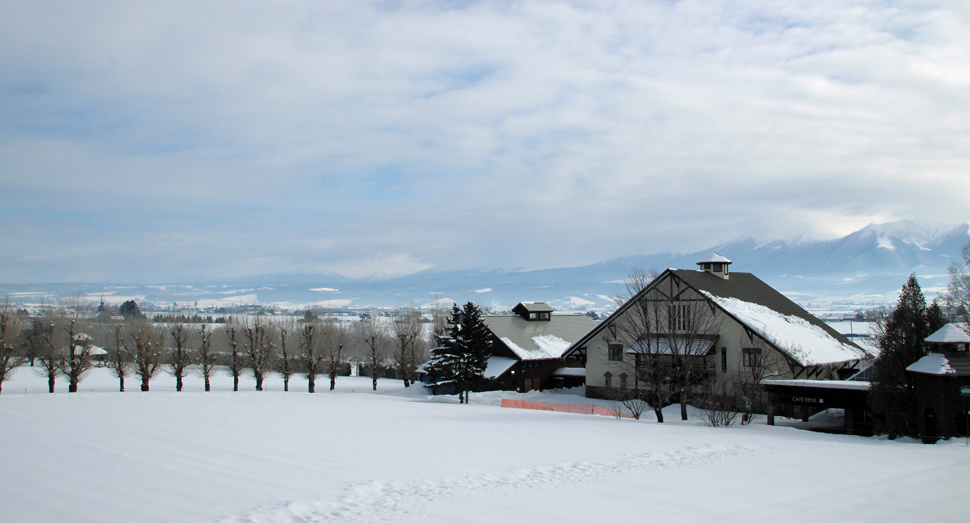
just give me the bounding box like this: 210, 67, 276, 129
481, 302, 594, 392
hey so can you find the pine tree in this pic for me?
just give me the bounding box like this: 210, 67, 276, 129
868, 274, 947, 438
425, 302, 492, 403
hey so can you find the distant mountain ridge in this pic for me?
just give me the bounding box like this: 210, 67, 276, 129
6, 220, 968, 310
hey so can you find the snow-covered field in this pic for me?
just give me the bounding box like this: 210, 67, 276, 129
2, 368, 969, 523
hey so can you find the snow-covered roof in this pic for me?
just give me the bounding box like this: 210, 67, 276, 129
702, 292, 867, 366
907, 353, 954, 375
760, 379, 871, 391
925, 324, 970, 344
696, 252, 732, 264
552, 367, 586, 377
485, 314, 594, 361
485, 357, 517, 379
501, 336, 563, 360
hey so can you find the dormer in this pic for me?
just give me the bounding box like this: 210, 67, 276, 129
512, 302, 553, 321
696, 252, 732, 280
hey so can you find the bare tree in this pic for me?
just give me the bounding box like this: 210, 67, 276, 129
106, 324, 133, 392
123, 322, 166, 391
361, 320, 389, 390
430, 295, 449, 339
300, 321, 325, 393
0, 295, 26, 394
60, 292, 96, 393
611, 269, 722, 422
243, 318, 276, 391
30, 309, 62, 393
945, 240, 970, 332
169, 323, 192, 392
611, 269, 668, 422
225, 322, 243, 392
321, 321, 345, 391
276, 320, 294, 391
196, 324, 217, 391
733, 337, 788, 425
392, 304, 422, 387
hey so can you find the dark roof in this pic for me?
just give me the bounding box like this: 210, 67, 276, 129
949, 353, 970, 376
512, 302, 554, 315
566, 269, 861, 362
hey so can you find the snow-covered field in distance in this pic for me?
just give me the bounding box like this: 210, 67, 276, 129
2, 368, 969, 523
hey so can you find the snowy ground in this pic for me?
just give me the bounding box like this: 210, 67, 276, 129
2, 368, 969, 523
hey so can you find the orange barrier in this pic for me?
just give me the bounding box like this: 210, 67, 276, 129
500, 398, 634, 419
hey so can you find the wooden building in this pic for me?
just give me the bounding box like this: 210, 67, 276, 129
907, 323, 970, 442
481, 302, 593, 392
418, 302, 593, 393
565, 254, 870, 401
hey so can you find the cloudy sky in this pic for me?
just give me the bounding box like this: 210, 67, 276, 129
2, 0, 968, 283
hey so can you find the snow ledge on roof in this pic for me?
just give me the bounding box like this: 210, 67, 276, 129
907, 353, 955, 375
701, 291, 865, 366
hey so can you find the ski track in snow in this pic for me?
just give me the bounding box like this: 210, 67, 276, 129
217, 444, 768, 523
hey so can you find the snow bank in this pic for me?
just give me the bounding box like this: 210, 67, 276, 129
703, 292, 866, 366
3, 369, 969, 523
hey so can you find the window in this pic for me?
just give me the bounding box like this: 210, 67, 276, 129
619, 373, 628, 389
604, 372, 612, 388
713, 263, 722, 272
608, 343, 623, 361
539, 312, 550, 320
703, 263, 711, 270
721, 348, 727, 373
743, 348, 762, 368
529, 312, 537, 319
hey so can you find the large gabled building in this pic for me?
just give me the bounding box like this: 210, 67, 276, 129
564, 254, 870, 400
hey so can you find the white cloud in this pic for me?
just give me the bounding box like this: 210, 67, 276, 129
0, 0, 968, 282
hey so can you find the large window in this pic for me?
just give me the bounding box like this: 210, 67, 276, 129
608, 343, 623, 361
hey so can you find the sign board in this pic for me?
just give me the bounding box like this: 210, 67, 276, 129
959, 385, 970, 397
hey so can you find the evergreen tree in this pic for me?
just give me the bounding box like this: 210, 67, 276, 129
425, 302, 492, 404
868, 274, 947, 438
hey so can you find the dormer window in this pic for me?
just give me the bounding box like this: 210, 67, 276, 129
514, 302, 553, 321
713, 263, 722, 272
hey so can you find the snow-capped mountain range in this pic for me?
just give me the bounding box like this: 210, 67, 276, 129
7, 220, 969, 311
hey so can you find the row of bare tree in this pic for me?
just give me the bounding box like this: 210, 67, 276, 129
0, 298, 444, 395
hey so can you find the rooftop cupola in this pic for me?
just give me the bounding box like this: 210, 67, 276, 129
696, 252, 732, 279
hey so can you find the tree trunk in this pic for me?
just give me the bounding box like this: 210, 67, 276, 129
69, 382, 78, 393
176, 375, 183, 392
141, 377, 150, 391
255, 372, 263, 391
204, 377, 210, 392
119, 376, 125, 392
655, 406, 664, 422
233, 374, 239, 392
681, 389, 689, 421
372, 376, 377, 391
48, 374, 55, 393
284, 377, 289, 392
308, 374, 315, 393
330, 374, 336, 391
